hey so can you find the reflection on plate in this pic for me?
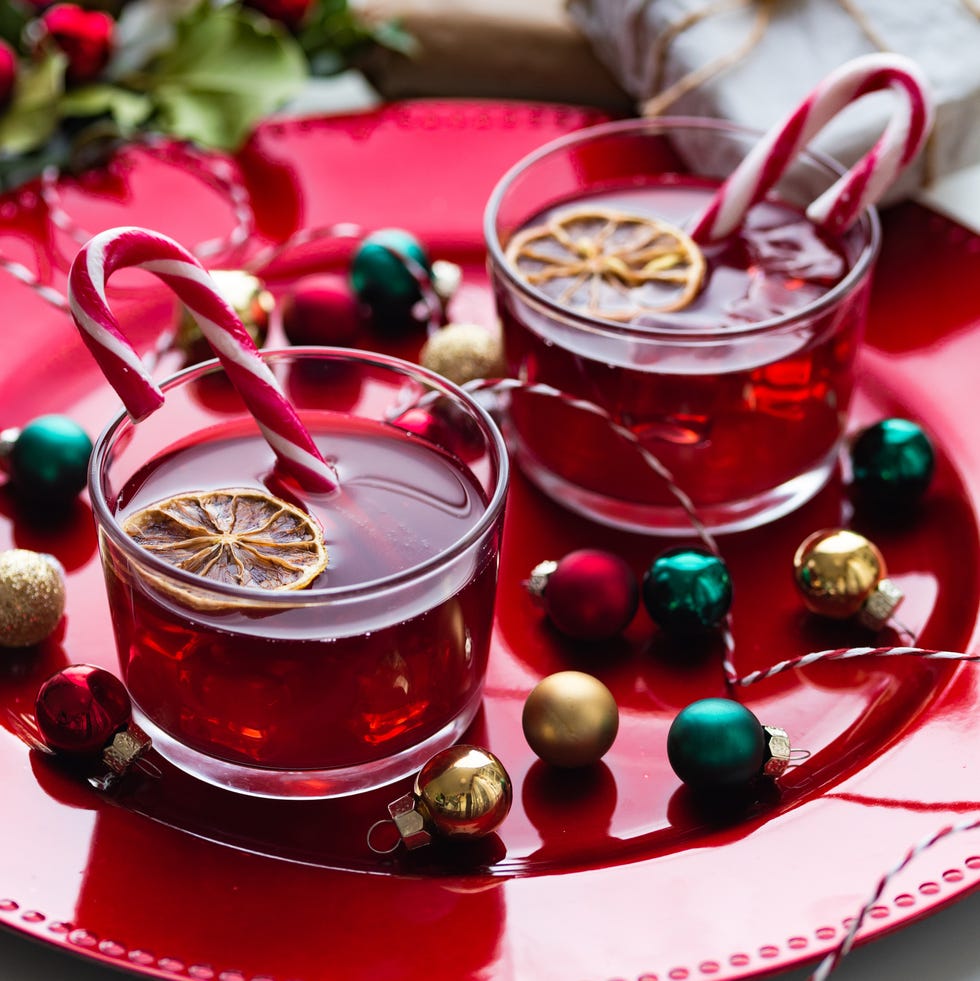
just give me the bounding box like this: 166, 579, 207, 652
0, 103, 979, 981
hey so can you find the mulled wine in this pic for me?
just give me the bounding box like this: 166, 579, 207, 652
90, 349, 509, 798
486, 118, 880, 534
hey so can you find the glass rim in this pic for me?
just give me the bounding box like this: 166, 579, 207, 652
483, 114, 883, 342
89, 345, 510, 605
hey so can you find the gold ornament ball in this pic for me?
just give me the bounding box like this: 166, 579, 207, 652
419, 323, 504, 386
177, 270, 273, 364
0, 549, 66, 647
522, 670, 619, 768
793, 528, 885, 619
415, 744, 513, 839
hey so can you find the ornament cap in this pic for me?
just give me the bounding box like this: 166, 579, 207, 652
387, 790, 433, 850
0, 426, 19, 473
102, 720, 151, 776
525, 560, 558, 603
856, 577, 904, 631
431, 259, 462, 303
762, 725, 792, 778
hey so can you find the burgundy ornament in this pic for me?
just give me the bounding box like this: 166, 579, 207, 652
39, 4, 114, 85
281, 274, 363, 348
35, 664, 150, 787
526, 549, 639, 641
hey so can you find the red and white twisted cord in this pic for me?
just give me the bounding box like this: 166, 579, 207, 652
738, 646, 979, 687
810, 815, 980, 980
460, 376, 740, 681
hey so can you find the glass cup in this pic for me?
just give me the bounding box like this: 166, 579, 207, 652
485, 117, 881, 535
89, 348, 509, 799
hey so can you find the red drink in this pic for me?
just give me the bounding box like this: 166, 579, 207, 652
486, 119, 880, 533
91, 350, 509, 798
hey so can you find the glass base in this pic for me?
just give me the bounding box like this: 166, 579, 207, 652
134, 687, 486, 799
514, 442, 838, 536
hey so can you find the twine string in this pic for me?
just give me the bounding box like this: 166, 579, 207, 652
643, 0, 777, 117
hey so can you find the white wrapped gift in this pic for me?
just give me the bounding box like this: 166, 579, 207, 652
568, 0, 980, 198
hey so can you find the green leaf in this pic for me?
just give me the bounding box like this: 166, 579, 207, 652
0, 1, 30, 50
144, 5, 307, 149
60, 84, 153, 132
0, 52, 66, 157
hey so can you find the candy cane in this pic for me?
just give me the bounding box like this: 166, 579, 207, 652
68, 226, 338, 493
690, 53, 933, 242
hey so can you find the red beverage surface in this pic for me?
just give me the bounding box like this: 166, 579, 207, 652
495, 179, 870, 514
103, 415, 498, 771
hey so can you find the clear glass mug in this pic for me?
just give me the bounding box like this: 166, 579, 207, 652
485, 117, 881, 535
89, 348, 509, 799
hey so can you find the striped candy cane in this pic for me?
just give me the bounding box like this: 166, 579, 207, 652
691, 53, 933, 242
68, 226, 337, 493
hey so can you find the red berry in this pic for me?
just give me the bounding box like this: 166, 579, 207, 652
35, 664, 132, 756
281, 274, 363, 348
242, 0, 314, 30
0, 41, 16, 110
40, 4, 114, 85
539, 550, 639, 641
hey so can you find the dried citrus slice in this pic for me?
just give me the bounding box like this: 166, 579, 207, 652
505, 206, 706, 321
122, 488, 327, 591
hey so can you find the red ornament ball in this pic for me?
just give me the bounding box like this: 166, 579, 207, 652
534, 549, 639, 641
0, 41, 16, 110
39, 4, 114, 85
281, 274, 363, 348
35, 664, 132, 756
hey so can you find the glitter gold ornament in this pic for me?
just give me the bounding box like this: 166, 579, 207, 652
793, 528, 903, 630
0, 549, 66, 647
370, 745, 512, 852
522, 670, 619, 768
419, 323, 504, 386
177, 270, 273, 364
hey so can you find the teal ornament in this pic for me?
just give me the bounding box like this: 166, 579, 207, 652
667, 698, 768, 791
3, 415, 92, 501
850, 418, 935, 506
350, 229, 432, 320
642, 547, 732, 633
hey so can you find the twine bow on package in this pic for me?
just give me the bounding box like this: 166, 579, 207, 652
568, 0, 980, 199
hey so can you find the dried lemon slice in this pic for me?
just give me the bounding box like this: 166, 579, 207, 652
505, 206, 706, 321
122, 488, 327, 591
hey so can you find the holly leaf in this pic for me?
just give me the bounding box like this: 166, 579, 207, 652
143, 4, 307, 149
60, 84, 153, 133
0, 52, 66, 157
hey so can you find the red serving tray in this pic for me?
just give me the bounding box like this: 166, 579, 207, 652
1, 101, 980, 981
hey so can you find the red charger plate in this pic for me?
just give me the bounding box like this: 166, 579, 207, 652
1, 101, 980, 981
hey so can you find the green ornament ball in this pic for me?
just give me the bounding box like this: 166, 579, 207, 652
642, 547, 732, 633
850, 418, 935, 505
8, 415, 92, 501
350, 228, 432, 311
667, 698, 766, 791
